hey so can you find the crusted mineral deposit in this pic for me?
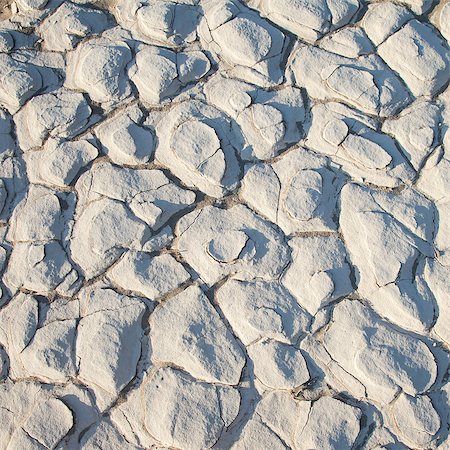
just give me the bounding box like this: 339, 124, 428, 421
0, 0, 449, 449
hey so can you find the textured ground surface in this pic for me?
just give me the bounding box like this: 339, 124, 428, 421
0, 0, 450, 449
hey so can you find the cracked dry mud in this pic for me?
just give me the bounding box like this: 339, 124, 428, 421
0, 0, 449, 449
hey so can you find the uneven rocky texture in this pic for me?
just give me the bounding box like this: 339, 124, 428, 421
0, 0, 449, 449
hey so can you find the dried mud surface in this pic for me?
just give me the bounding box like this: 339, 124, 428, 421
0, 0, 449, 449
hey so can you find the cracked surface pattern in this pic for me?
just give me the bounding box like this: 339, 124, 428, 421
0, 0, 449, 449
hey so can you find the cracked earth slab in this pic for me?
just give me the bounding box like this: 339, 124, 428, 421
0, 0, 449, 449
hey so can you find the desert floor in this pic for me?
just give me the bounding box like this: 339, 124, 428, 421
0, 0, 449, 449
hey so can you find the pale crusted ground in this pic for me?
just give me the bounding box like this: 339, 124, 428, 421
0, 0, 449, 449
0, 1, 13, 19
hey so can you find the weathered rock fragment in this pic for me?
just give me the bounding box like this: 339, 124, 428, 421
7, 185, 69, 243
417, 146, 450, 203
80, 419, 143, 450
440, 2, 450, 42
